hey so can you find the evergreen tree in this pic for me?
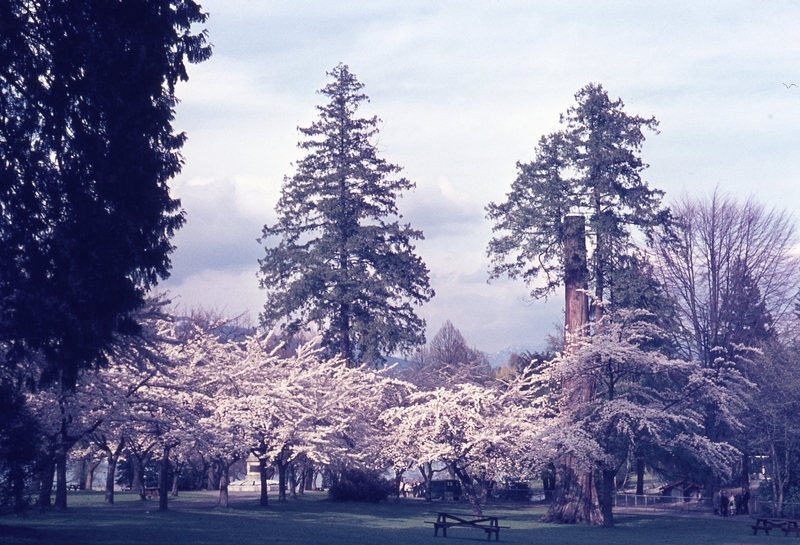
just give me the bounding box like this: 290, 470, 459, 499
486, 83, 668, 321
259, 64, 433, 366
0, 0, 211, 386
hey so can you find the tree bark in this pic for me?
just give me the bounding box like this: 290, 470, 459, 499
304, 464, 315, 492
741, 452, 750, 489
171, 461, 182, 496
544, 215, 602, 525
105, 450, 120, 505
636, 458, 645, 496
452, 465, 482, 516
132, 456, 145, 500
158, 446, 171, 511
37, 456, 56, 509
277, 455, 288, 502
420, 462, 434, 501
54, 443, 68, 510
601, 469, 615, 527
85, 457, 101, 491
259, 458, 269, 507
289, 462, 298, 499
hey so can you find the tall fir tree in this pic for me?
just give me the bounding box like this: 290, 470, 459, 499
486, 83, 668, 322
0, 0, 210, 386
0, 0, 210, 511
259, 64, 433, 367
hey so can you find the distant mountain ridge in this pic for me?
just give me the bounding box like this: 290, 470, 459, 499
486, 343, 542, 369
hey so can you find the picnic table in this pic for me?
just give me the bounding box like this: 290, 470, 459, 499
750, 518, 800, 537
426, 512, 508, 541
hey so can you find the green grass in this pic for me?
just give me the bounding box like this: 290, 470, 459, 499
0, 490, 777, 545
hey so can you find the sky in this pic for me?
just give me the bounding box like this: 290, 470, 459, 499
159, 0, 800, 356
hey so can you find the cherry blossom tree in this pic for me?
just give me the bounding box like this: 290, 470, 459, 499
539, 311, 742, 526
381, 378, 544, 515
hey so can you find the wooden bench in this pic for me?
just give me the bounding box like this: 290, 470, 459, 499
426, 512, 508, 541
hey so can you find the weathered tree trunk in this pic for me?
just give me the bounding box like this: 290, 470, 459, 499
543, 215, 602, 525
158, 446, 171, 511
636, 458, 645, 496
37, 456, 56, 509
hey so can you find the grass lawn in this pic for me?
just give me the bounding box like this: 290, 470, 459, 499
0, 490, 776, 545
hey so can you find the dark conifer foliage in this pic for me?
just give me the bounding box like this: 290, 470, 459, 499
486, 83, 669, 319
0, 1, 211, 385
259, 64, 433, 367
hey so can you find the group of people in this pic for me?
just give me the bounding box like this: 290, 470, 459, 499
714, 488, 751, 516
400, 480, 421, 497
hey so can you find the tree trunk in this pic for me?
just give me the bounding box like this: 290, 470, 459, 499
601, 469, 615, 527
10, 461, 26, 513
132, 457, 144, 499
452, 465, 482, 516
259, 458, 269, 507
339, 302, 351, 367
171, 461, 182, 496
54, 444, 68, 510
741, 452, 750, 489
38, 456, 55, 509
544, 215, 601, 525
289, 463, 298, 499
277, 458, 288, 502
543, 456, 601, 524
207, 462, 219, 491
105, 450, 121, 505
420, 462, 434, 501
218, 463, 229, 508
636, 458, 645, 496
304, 464, 315, 491
158, 446, 171, 511
76, 458, 87, 490
393, 468, 404, 502
85, 457, 101, 491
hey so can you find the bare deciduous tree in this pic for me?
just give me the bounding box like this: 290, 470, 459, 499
653, 190, 800, 365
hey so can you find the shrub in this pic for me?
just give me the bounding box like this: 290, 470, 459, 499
328, 469, 393, 503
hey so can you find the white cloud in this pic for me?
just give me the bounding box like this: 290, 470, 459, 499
160, 0, 800, 353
